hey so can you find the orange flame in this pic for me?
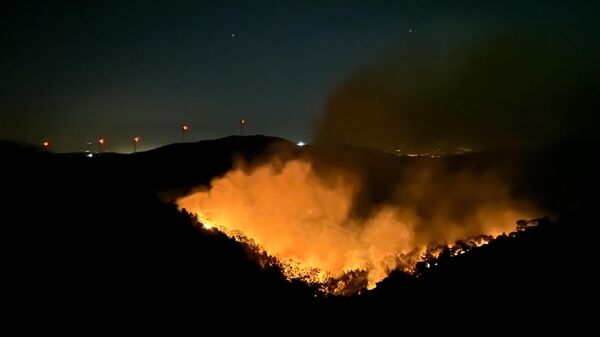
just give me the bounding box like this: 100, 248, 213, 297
177, 158, 535, 293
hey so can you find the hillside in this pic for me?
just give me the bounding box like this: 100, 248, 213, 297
1, 136, 597, 324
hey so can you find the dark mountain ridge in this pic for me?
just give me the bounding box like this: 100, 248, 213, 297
1, 136, 597, 323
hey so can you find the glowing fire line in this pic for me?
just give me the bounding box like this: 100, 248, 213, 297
193, 213, 497, 295
178, 159, 534, 295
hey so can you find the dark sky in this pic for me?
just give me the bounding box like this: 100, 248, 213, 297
1, 1, 598, 152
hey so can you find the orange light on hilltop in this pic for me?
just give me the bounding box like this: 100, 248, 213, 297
181, 125, 189, 132
132, 136, 141, 153
42, 140, 50, 148
98, 138, 105, 145
240, 119, 248, 135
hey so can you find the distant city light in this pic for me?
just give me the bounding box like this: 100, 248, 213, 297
132, 136, 140, 153
181, 125, 190, 142
42, 141, 49, 148
240, 119, 247, 135
297, 141, 306, 147
86, 153, 93, 158
98, 138, 105, 145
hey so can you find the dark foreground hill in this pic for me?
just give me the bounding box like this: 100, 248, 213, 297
1, 136, 597, 325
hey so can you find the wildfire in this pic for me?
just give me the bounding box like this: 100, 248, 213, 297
177, 158, 535, 294
197, 215, 216, 230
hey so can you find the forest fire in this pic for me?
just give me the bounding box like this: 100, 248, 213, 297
177, 157, 536, 294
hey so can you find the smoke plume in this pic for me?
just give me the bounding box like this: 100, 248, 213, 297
177, 148, 537, 292
314, 32, 599, 150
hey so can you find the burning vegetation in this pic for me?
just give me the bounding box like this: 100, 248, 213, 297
177, 150, 538, 295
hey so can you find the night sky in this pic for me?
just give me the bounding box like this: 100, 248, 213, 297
1, 1, 598, 152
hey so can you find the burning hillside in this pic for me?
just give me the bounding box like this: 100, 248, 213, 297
177, 150, 538, 294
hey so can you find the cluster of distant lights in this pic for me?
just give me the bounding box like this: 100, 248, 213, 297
41, 124, 190, 155
39, 120, 309, 155
391, 147, 475, 158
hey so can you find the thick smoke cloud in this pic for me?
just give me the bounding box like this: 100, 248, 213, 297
314, 32, 599, 150
177, 145, 538, 291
